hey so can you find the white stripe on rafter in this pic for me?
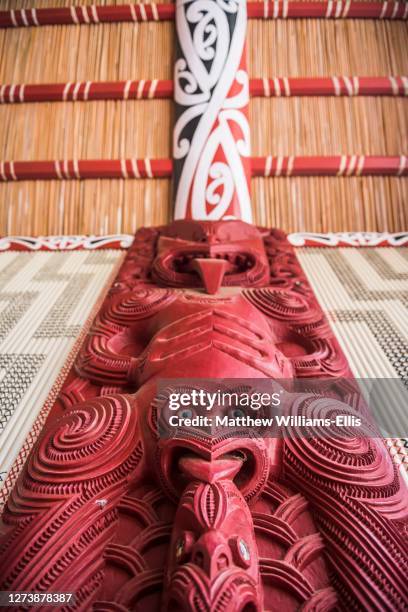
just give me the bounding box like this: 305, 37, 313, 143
275, 156, 284, 177
72, 82, 81, 101
335, 0, 342, 18
332, 76, 341, 96
72, 159, 81, 179
120, 159, 128, 179
137, 80, 145, 99
346, 155, 357, 176
326, 0, 333, 17
380, 1, 388, 18
397, 155, 406, 176
63, 82, 72, 101
389, 76, 399, 95
263, 78, 271, 97
10, 10, 18, 27
131, 158, 140, 178
83, 81, 92, 101
31, 8, 39, 26
144, 158, 153, 178
148, 79, 158, 99
70, 6, 79, 24
343, 76, 353, 96
20, 9, 29, 26
263, 0, 269, 18
342, 0, 351, 17
151, 3, 159, 21
124, 80, 132, 100
9, 161, 17, 181
54, 160, 63, 180
8, 84, 16, 103
81, 6, 90, 24
90, 5, 99, 23
139, 4, 147, 21
337, 155, 347, 176
391, 1, 399, 19
130, 4, 138, 22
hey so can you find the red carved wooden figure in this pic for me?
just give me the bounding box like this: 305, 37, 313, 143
0, 220, 407, 611
1, 0, 407, 607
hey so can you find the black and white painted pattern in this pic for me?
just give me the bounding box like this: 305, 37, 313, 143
298, 247, 408, 474
0, 250, 123, 490
173, 0, 252, 221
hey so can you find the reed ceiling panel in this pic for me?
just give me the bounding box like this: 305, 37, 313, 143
248, 20, 408, 76
2, 176, 405, 235
0, 2, 406, 235
252, 177, 408, 233
0, 100, 173, 159
0, 179, 172, 234
0, 21, 174, 82
251, 97, 408, 155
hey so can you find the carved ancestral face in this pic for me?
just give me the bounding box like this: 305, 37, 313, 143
137, 382, 274, 506
151, 220, 270, 292
133, 380, 272, 612
163, 479, 262, 612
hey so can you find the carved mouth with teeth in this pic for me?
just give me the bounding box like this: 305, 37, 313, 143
157, 438, 268, 503
171, 251, 256, 275
151, 245, 270, 292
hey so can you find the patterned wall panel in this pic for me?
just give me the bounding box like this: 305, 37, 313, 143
0, 250, 124, 503
298, 246, 408, 474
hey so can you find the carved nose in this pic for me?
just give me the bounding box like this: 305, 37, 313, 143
179, 454, 243, 483
191, 532, 232, 576
192, 258, 228, 294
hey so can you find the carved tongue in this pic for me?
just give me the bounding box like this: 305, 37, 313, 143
179, 455, 243, 483
192, 258, 228, 294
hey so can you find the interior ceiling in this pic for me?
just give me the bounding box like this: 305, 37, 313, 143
0, 0, 407, 234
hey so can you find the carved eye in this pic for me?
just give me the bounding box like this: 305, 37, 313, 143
230, 408, 245, 418
229, 536, 251, 568
180, 408, 193, 419
175, 531, 195, 563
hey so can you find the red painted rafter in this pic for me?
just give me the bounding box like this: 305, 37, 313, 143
0, 2, 407, 28
252, 155, 408, 177
1, 76, 407, 104
0, 155, 406, 181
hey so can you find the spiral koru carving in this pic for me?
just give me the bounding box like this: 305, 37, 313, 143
283, 395, 408, 609
0, 395, 142, 602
